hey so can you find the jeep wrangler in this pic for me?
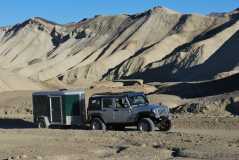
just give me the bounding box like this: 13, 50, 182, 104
87, 92, 171, 132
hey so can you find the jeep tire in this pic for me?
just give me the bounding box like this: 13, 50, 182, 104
137, 118, 155, 132
158, 117, 171, 131
90, 118, 106, 130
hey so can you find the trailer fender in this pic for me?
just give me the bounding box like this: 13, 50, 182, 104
39, 116, 50, 128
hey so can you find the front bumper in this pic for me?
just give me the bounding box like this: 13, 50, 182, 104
152, 115, 171, 124
154, 112, 171, 119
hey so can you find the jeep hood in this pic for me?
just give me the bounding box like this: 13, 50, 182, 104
132, 103, 165, 111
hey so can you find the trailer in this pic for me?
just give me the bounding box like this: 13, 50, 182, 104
32, 90, 86, 128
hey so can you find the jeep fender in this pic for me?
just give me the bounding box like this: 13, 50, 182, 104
137, 112, 155, 122
88, 113, 105, 123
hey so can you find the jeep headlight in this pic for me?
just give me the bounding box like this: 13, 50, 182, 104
152, 109, 158, 114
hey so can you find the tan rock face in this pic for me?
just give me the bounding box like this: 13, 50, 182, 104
0, 7, 238, 91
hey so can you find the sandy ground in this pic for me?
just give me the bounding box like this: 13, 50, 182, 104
0, 90, 239, 160
0, 6, 239, 160
0, 124, 239, 160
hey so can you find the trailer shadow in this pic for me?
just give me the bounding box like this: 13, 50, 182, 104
0, 118, 35, 129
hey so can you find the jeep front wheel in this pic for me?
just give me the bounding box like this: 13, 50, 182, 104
137, 118, 155, 132
158, 117, 171, 131
90, 118, 106, 130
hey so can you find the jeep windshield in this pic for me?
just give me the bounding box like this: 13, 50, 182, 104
127, 95, 149, 106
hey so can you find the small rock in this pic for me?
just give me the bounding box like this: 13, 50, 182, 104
152, 143, 164, 149
35, 156, 43, 160
21, 155, 28, 159
140, 143, 147, 147
184, 139, 192, 143
7, 156, 14, 160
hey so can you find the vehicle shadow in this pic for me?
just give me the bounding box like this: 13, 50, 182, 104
225, 98, 239, 116
0, 119, 167, 132
0, 118, 35, 129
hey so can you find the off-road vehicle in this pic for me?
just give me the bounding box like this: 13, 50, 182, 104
87, 92, 171, 132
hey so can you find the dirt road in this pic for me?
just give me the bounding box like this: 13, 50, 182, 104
0, 127, 239, 160
0, 90, 239, 160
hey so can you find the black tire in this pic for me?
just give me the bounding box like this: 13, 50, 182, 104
90, 118, 106, 130
38, 119, 47, 129
158, 118, 171, 131
137, 118, 155, 132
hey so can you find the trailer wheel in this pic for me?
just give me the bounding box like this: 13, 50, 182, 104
38, 119, 48, 129
137, 118, 155, 132
90, 118, 106, 130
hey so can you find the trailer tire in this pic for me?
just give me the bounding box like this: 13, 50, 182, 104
90, 118, 106, 130
38, 119, 48, 129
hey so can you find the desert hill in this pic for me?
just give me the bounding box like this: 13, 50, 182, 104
0, 6, 239, 91
1, 7, 239, 160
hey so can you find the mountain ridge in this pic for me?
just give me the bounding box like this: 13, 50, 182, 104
0, 7, 238, 91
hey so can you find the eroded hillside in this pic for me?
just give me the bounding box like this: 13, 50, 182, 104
0, 6, 239, 90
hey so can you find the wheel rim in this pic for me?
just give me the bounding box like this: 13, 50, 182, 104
92, 121, 101, 130
38, 121, 45, 128
139, 121, 149, 131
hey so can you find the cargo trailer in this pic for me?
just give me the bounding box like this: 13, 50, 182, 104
32, 90, 86, 128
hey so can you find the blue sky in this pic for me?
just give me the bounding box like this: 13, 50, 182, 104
0, 0, 238, 26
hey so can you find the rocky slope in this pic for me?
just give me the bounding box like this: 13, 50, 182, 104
0, 6, 239, 91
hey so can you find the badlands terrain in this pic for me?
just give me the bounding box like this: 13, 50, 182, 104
0, 6, 239, 160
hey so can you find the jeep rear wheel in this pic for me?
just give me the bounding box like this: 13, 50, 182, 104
137, 118, 155, 132
158, 117, 171, 131
90, 118, 106, 130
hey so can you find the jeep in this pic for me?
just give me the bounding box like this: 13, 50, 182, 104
87, 92, 171, 132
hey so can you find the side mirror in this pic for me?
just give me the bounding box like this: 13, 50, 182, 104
124, 104, 129, 108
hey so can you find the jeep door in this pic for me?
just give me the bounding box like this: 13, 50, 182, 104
114, 97, 133, 123
101, 98, 115, 123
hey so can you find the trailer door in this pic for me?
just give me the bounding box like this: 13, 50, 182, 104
50, 96, 63, 123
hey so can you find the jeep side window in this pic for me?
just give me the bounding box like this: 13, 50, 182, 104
102, 98, 114, 108
115, 97, 129, 108
128, 95, 148, 106
89, 98, 101, 110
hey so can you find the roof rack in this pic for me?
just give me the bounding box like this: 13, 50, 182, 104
91, 91, 144, 97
